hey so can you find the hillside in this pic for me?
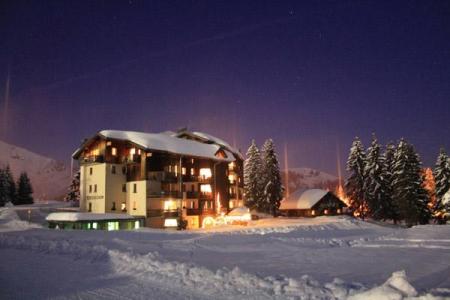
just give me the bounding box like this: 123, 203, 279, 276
0, 140, 71, 201
282, 167, 339, 192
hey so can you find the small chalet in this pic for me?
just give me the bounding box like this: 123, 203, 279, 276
280, 189, 347, 217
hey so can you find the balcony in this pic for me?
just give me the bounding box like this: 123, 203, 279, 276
199, 192, 213, 200
148, 171, 178, 183
185, 191, 199, 199
82, 155, 104, 164
147, 209, 179, 218
198, 176, 212, 183
186, 208, 215, 216
148, 190, 182, 198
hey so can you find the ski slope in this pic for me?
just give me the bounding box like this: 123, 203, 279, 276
0, 205, 449, 299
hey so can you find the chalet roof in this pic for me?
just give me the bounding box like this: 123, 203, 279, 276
173, 130, 244, 160
72, 130, 235, 162
280, 189, 329, 210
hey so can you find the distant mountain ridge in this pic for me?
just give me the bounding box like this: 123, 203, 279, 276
0, 140, 71, 201
282, 167, 339, 192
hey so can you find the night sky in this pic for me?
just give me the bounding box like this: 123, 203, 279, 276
1, 1, 450, 174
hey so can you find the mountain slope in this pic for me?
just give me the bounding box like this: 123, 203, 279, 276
0, 140, 70, 201
282, 167, 339, 192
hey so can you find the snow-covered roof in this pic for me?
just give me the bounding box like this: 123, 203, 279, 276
173, 130, 244, 160
73, 130, 235, 162
46, 212, 137, 222
280, 189, 329, 210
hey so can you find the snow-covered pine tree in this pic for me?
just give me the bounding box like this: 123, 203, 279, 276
432, 148, 450, 220
261, 139, 284, 216
392, 139, 431, 226
383, 142, 399, 222
364, 134, 385, 219
4, 165, 16, 205
243, 140, 263, 210
64, 170, 80, 203
16, 172, 34, 205
345, 137, 367, 219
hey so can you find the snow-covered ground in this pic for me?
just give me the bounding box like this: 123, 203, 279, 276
1, 205, 449, 299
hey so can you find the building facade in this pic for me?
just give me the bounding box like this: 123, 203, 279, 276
72, 129, 244, 229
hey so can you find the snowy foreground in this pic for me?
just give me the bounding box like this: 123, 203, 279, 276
1, 206, 450, 299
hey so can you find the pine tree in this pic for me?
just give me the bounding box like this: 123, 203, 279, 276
64, 170, 80, 203
4, 165, 16, 205
433, 148, 450, 220
345, 137, 367, 219
243, 140, 263, 210
364, 134, 385, 219
16, 172, 34, 205
383, 142, 399, 222
392, 140, 431, 226
261, 139, 284, 216
0, 168, 8, 207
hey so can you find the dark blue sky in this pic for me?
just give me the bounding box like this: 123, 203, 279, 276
1, 1, 450, 174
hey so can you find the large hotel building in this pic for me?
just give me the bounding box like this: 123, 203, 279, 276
72, 129, 244, 229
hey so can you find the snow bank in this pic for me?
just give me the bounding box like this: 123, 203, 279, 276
0, 208, 42, 231
0, 232, 440, 300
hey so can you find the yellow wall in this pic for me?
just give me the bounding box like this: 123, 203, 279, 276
80, 164, 107, 213
105, 164, 127, 213
126, 180, 147, 216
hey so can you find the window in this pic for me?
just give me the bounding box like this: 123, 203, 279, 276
168, 165, 172, 172
94, 184, 97, 193
199, 168, 212, 179
191, 185, 195, 192
122, 166, 126, 174
88, 202, 92, 212
130, 148, 136, 155
90, 167, 93, 175
92, 222, 97, 229
191, 158, 194, 164
89, 185, 92, 193
112, 202, 116, 211
133, 201, 137, 210
133, 183, 137, 193
182, 167, 186, 175
190, 168, 195, 176
146, 152, 152, 157
121, 202, 127, 212
200, 184, 212, 194
122, 184, 126, 192
112, 165, 116, 174
106, 141, 112, 146
111, 147, 117, 156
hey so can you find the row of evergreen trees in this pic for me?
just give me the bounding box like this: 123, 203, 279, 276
243, 139, 283, 216
433, 148, 450, 219
346, 135, 449, 226
0, 165, 34, 206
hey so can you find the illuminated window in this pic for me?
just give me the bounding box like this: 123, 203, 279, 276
228, 162, 235, 170
174, 165, 178, 174
92, 222, 97, 229
190, 168, 195, 176
111, 147, 117, 156
324, 209, 329, 215
137, 149, 141, 155
134, 221, 140, 229
182, 167, 186, 175
91, 148, 99, 156
228, 174, 236, 183
130, 148, 136, 155
121, 202, 126, 212
200, 184, 212, 194
168, 165, 172, 172
164, 218, 178, 227
337, 209, 341, 214
164, 200, 177, 211
311, 210, 316, 216
199, 168, 212, 179
106, 141, 112, 146
191, 158, 194, 164
146, 152, 152, 157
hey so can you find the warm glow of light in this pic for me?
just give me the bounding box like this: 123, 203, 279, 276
335, 184, 350, 206
121, 202, 126, 211
182, 167, 186, 175
324, 209, 329, 215
164, 218, 178, 227
200, 184, 212, 194
200, 168, 212, 179
202, 216, 215, 228
423, 168, 436, 209
228, 174, 236, 183
216, 193, 221, 213
311, 210, 316, 216
111, 147, 117, 156
164, 200, 177, 211
228, 162, 235, 170
130, 148, 136, 155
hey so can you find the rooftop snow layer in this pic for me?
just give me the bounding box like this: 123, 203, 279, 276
88, 130, 235, 162
280, 188, 328, 210
46, 212, 137, 222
